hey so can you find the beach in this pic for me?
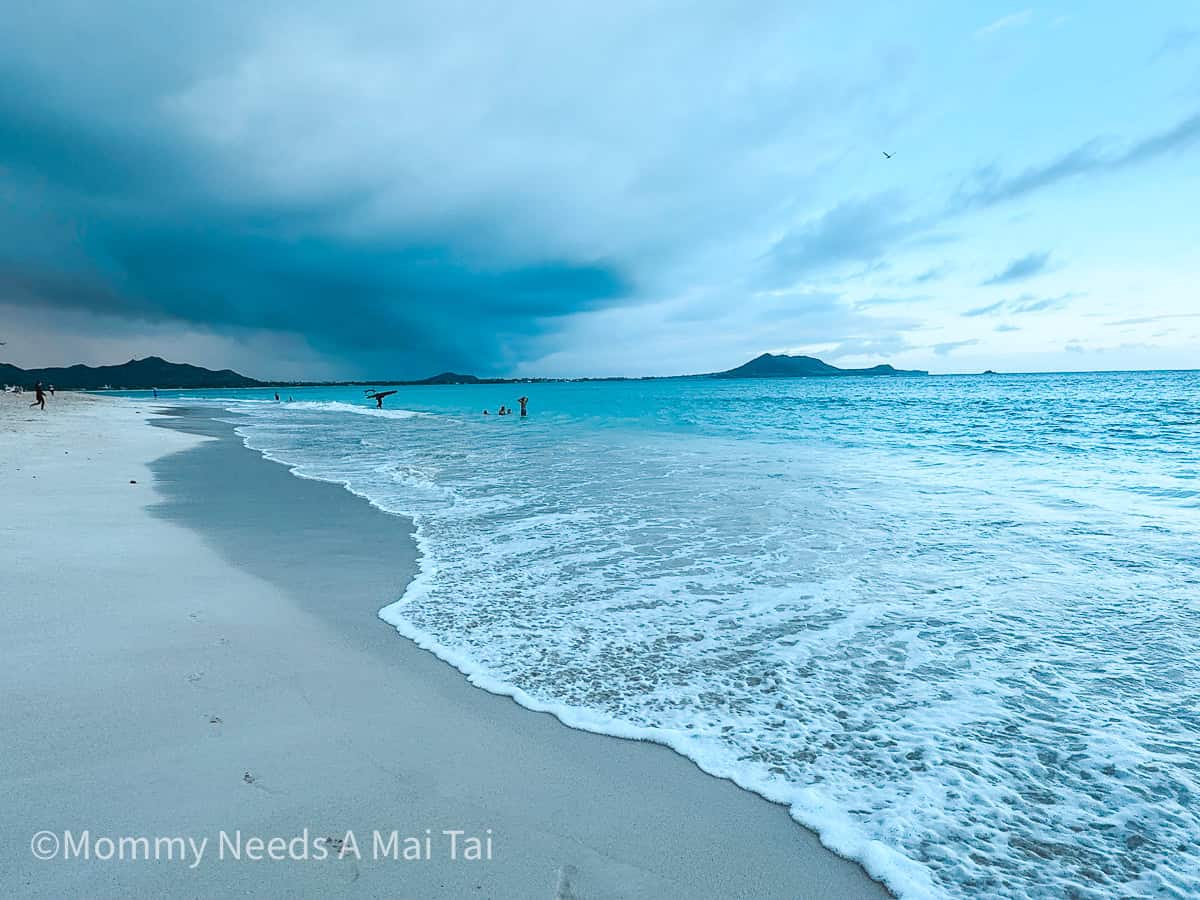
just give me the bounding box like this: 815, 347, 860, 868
0, 392, 890, 899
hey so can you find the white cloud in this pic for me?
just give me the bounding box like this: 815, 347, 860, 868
974, 10, 1034, 39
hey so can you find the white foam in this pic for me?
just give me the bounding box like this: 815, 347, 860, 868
220, 378, 1200, 900
284, 400, 424, 419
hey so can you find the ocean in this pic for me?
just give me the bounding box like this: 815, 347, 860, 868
137, 371, 1200, 898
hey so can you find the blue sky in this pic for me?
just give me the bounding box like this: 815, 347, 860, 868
1, 2, 1197, 378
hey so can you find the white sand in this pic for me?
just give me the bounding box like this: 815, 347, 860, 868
0, 391, 892, 898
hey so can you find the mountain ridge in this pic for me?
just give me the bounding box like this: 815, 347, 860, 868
1, 352, 927, 389
1, 356, 265, 390
706, 352, 926, 378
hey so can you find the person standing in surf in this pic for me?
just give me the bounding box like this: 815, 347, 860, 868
367, 389, 397, 409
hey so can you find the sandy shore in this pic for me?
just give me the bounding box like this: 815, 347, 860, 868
0, 392, 892, 898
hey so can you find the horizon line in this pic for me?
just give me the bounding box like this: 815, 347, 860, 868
6, 354, 1199, 384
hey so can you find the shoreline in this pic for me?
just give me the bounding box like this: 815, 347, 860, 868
1, 394, 892, 898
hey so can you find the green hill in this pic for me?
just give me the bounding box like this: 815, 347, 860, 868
0, 356, 264, 390
709, 353, 926, 378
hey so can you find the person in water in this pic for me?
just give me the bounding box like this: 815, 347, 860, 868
367, 389, 398, 409
30, 382, 46, 410
274, 392, 280, 401
518, 396, 529, 417
483, 409, 490, 415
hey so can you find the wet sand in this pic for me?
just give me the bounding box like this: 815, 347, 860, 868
0, 394, 892, 898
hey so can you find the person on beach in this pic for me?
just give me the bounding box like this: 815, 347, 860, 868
518, 396, 529, 417
152, 388, 158, 398
367, 389, 397, 409
48, 385, 55, 396
30, 382, 46, 410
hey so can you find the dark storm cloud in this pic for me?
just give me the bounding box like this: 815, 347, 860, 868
0, 5, 632, 377
4, 0, 929, 376
4, 3, 1195, 377
0, 179, 628, 377
1, 197, 624, 384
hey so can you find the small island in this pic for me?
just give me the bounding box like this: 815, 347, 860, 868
706, 353, 927, 379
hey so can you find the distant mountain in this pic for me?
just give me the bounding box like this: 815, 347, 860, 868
384, 353, 926, 385
396, 352, 926, 384
708, 353, 926, 378
1, 351, 925, 391
410, 372, 483, 385
0, 356, 264, 390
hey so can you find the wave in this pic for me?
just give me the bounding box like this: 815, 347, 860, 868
283, 400, 426, 419
376, 590, 931, 897
215, 376, 1200, 900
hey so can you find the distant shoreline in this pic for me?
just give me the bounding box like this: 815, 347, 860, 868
8, 351, 1199, 392
87, 366, 1200, 392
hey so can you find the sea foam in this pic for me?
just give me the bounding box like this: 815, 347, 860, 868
213, 371, 1200, 899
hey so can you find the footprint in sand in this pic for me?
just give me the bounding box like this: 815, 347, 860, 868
242, 771, 276, 794
320, 836, 361, 882
186, 672, 203, 684
208, 715, 222, 725
555, 865, 580, 900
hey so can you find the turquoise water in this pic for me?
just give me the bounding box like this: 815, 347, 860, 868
132, 372, 1200, 898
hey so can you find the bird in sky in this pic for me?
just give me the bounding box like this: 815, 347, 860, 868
882, 151, 894, 159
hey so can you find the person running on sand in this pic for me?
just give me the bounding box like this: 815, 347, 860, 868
518, 396, 529, 417
30, 382, 46, 410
